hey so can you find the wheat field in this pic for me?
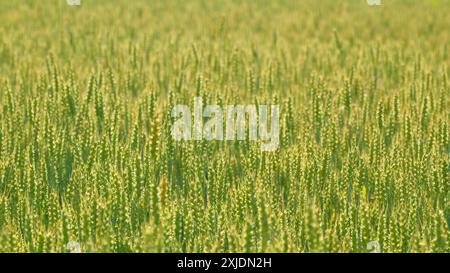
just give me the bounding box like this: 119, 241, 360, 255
0, 0, 448, 253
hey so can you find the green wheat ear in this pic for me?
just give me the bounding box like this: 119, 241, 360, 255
0, 0, 448, 253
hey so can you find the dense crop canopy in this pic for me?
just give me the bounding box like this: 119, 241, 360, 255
0, 0, 448, 253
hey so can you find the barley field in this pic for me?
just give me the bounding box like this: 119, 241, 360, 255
0, 0, 448, 253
